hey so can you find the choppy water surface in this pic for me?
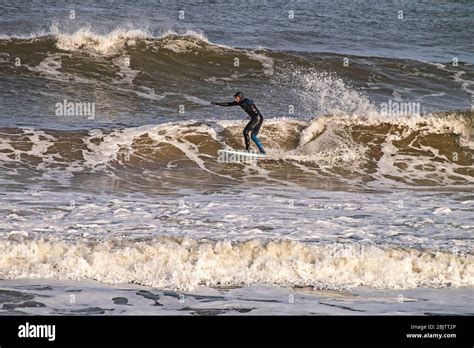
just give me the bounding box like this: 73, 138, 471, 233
0, 0, 472, 315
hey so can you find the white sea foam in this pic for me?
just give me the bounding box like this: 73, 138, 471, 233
246, 51, 275, 76
28, 53, 94, 84
51, 26, 220, 55
1, 111, 472, 189
0, 236, 471, 291
54, 27, 150, 55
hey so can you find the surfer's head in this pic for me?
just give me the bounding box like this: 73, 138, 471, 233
234, 91, 244, 103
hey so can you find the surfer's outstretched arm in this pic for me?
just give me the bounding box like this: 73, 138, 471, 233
211, 101, 239, 106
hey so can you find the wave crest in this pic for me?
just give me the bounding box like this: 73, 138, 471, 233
1, 236, 472, 291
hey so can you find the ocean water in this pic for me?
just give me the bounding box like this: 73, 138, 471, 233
0, 0, 473, 315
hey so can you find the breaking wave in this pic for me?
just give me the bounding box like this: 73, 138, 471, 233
0, 112, 472, 190
1, 236, 472, 291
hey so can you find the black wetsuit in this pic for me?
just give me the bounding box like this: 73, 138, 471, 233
213, 98, 265, 153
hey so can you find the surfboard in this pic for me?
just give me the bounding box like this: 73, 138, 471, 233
217, 149, 266, 158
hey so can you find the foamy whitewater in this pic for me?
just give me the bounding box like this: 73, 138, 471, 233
0, 1, 473, 315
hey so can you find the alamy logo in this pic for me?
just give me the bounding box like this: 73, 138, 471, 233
217, 150, 260, 164
380, 99, 421, 116
18, 322, 56, 341
55, 99, 96, 119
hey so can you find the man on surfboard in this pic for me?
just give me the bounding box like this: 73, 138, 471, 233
211, 92, 266, 154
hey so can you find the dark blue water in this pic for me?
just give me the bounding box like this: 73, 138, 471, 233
0, 0, 473, 128
1, 0, 473, 62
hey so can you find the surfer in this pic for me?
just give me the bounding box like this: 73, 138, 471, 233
211, 92, 266, 154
